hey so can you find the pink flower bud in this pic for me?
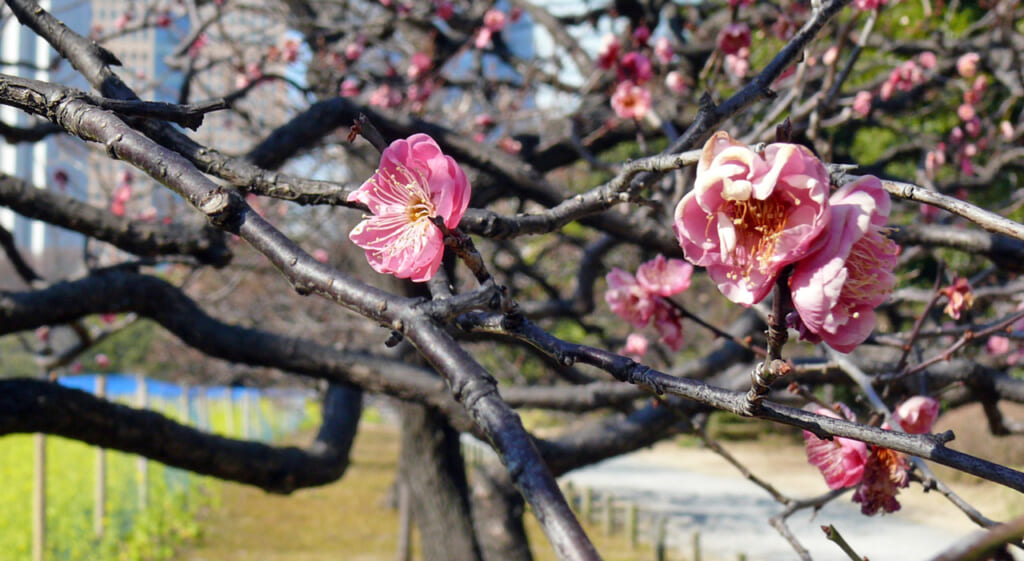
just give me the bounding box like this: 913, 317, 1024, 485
483, 9, 506, 32
633, 25, 650, 46
852, 91, 872, 118
957, 103, 976, 122
621, 333, 649, 358
1001, 120, 1015, 141
95, 353, 110, 369
345, 42, 363, 61
654, 36, 674, 64
597, 34, 620, 70
965, 118, 981, 138
313, 248, 329, 263
618, 52, 653, 85
957, 52, 980, 79
894, 396, 940, 434
823, 45, 839, 66
665, 71, 688, 94
918, 51, 937, 69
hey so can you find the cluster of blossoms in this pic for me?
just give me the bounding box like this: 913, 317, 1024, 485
804, 397, 939, 515
347, 134, 471, 282
674, 131, 900, 352
598, 26, 687, 121
604, 255, 694, 352
717, 23, 751, 81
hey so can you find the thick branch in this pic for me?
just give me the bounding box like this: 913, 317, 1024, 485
0, 171, 230, 266
0, 379, 362, 494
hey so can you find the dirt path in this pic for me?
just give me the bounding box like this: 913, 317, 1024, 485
180, 407, 1024, 561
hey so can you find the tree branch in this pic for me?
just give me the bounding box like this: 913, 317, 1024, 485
0, 379, 362, 494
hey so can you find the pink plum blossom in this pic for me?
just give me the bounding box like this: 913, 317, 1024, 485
957, 103, 976, 122
965, 117, 982, 138
854, 0, 886, 10
803, 407, 868, 489
725, 51, 750, 79
717, 23, 751, 56
633, 25, 651, 46
605, 268, 657, 328
665, 71, 688, 94
347, 134, 471, 282
918, 51, 937, 69
654, 37, 674, 64
114, 11, 132, 31
497, 137, 522, 155
852, 91, 872, 117
345, 42, 363, 61
673, 131, 831, 306
597, 34, 620, 70
822, 45, 839, 66
852, 446, 909, 515
340, 78, 361, 97
988, 335, 1011, 356
879, 80, 895, 101
435, 1, 454, 20
893, 396, 939, 434
621, 333, 649, 358
790, 176, 899, 352
941, 276, 973, 320
474, 28, 494, 49
957, 52, 980, 79
368, 84, 402, 108
1001, 120, 1015, 141
483, 9, 506, 31
636, 254, 693, 297
887, 60, 925, 94
95, 353, 111, 369
35, 326, 50, 342
610, 81, 651, 120
312, 248, 329, 263
408, 52, 432, 79
618, 52, 653, 85
652, 304, 684, 351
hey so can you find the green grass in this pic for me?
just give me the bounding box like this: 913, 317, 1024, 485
0, 434, 211, 561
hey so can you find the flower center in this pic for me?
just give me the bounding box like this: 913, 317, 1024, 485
723, 196, 790, 275
406, 192, 435, 223
842, 226, 898, 308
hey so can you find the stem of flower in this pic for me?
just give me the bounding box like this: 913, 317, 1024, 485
659, 296, 767, 357
744, 268, 794, 414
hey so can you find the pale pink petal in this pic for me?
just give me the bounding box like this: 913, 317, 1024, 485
803, 408, 868, 489
893, 396, 939, 434
636, 255, 694, 297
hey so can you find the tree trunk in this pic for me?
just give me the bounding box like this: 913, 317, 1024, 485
398, 401, 483, 561
470, 464, 533, 561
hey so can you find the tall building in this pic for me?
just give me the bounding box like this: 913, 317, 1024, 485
1, 0, 58, 259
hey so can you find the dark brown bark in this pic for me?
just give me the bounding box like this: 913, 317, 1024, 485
470, 464, 533, 561
398, 401, 483, 561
